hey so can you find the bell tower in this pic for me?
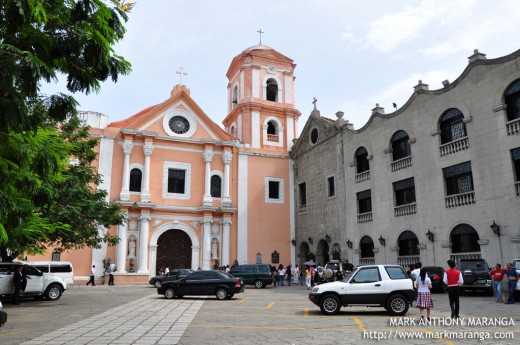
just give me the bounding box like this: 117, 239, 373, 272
223, 43, 300, 153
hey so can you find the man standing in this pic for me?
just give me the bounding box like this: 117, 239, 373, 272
12, 265, 24, 305
108, 262, 116, 286
286, 264, 292, 287
504, 263, 518, 304
443, 259, 463, 318
490, 263, 506, 302
86, 265, 96, 286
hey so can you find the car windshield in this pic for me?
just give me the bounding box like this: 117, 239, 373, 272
340, 269, 356, 282
459, 261, 487, 271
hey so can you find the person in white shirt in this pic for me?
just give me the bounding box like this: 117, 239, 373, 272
86, 265, 96, 286
278, 265, 286, 286
415, 269, 434, 320
293, 265, 300, 284
165, 267, 170, 275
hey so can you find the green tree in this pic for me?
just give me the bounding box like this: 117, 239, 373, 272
0, 0, 133, 261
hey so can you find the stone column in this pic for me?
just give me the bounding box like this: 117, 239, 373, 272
222, 218, 231, 266
222, 150, 232, 207
149, 244, 158, 277
202, 219, 212, 269
141, 142, 154, 202
116, 222, 128, 273
203, 149, 213, 206
137, 214, 151, 273
191, 246, 200, 271
120, 140, 133, 201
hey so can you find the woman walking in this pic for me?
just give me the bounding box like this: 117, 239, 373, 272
415, 268, 433, 321
293, 264, 300, 285
305, 265, 312, 289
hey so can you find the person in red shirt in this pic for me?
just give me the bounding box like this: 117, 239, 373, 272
443, 259, 463, 319
490, 263, 507, 302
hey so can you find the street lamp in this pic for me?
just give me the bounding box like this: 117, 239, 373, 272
291, 239, 296, 246
378, 235, 386, 246
346, 239, 353, 249
308, 237, 313, 244
426, 230, 434, 242
490, 220, 500, 236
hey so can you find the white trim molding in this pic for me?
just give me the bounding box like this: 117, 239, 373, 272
162, 108, 197, 138
264, 177, 285, 204
162, 161, 192, 200
263, 116, 284, 147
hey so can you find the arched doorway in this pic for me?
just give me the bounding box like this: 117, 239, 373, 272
450, 224, 481, 261
156, 230, 192, 275
316, 240, 329, 265
397, 230, 420, 267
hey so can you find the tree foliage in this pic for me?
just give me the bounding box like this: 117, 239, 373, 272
0, 0, 133, 261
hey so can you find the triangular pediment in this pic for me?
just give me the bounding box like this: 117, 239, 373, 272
291, 113, 340, 157
109, 86, 234, 142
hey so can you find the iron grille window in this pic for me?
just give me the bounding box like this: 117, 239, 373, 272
440, 108, 467, 144
210, 175, 222, 198
299, 183, 307, 207
451, 224, 480, 253
355, 147, 370, 173
398, 230, 419, 256
266, 78, 278, 102
360, 236, 374, 258
268, 180, 280, 199
357, 189, 372, 214
505, 79, 520, 121
443, 161, 473, 195
391, 130, 411, 161
327, 176, 335, 197
168, 169, 185, 194
129, 168, 142, 192
512, 147, 520, 181
393, 177, 416, 206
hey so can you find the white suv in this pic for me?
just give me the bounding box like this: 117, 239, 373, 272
0, 262, 67, 301
309, 265, 415, 315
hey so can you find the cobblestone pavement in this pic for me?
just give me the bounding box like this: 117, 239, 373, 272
1, 283, 519, 345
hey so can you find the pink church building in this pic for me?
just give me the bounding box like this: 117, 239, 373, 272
29, 44, 300, 284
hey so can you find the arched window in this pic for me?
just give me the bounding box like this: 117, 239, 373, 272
232, 85, 238, 108
129, 168, 142, 192
398, 231, 419, 256
210, 175, 222, 198
450, 224, 480, 253
355, 147, 370, 173
266, 78, 278, 102
440, 108, 467, 144
360, 236, 374, 258
505, 79, 520, 121
267, 121, 276, 135
230, 125, 236, 136
391, 130, 411, 161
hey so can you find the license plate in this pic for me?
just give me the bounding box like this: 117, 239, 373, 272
477, 280, 486, 284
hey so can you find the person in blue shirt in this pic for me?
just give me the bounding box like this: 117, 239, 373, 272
504, 263, 518, 304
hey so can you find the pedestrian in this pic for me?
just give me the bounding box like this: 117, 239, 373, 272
310, 265, 315, 286
490, 263, 506, 302
107, 262, 116, 286
406, 264, 415, 279
286, 264, 292, 286
411, 262, 422, 281
415, 268, 433, 321
271, 265, 278, 287
165, 266, 170, 274
225, 265, 230, 273
159, 267, 165, 275
293, 264, 300, 285
300, 266, 304, 286
504, 262, 518, 304
0, 300, 7, 327
12, 265, 25, 305
305, 265, 312, 289
86, 265, 96, 286
443, 259, 463, 319
278, 264, 286, 286
315, 263, 323, 285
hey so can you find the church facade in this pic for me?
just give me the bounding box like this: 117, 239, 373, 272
292, 49, 520, 269
29, 44, 300, 283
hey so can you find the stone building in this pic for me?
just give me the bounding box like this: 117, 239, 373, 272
292, 48, 520, 268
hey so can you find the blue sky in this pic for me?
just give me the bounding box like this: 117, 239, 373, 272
44, 0, 520, 132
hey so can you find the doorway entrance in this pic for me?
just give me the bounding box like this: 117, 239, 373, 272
156, 229, 192, 275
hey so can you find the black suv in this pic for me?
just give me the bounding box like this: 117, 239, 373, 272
230, 264, 273, 288
457, 259, 493, 295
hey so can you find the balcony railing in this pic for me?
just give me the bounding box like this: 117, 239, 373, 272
357, 212, 373, 223
439, 137, 469, 156
267, 134, 279, 142
516, 181, 520, 196
445, 191, 475, 208
397, 256, 421, 268
359, 258, 375, 266
506, 118, 520, 135
391, 156, 412, 172
394, 203, 417, 217
355, 170, 370, 183
450, 252, 481, 263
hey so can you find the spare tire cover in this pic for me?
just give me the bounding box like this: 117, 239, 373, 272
324, 269, 333, 279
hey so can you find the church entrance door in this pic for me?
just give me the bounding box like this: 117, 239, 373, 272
156, 229, 192, 275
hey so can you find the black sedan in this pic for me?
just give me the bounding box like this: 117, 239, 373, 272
157, 270, 245, 300
149, 268, 194, 288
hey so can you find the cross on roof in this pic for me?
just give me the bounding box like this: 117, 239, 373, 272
257, 29, 264, 44
176, 66, 188, 85
312, 97, 318, 110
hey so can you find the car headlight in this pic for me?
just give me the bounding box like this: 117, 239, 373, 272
312, 287, 319, 293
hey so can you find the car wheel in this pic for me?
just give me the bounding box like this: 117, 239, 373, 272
319, 294, 341, 315
386, 294, 409, 316
254, 279, 263, 289
164, 288, 176, 299
216, 288, 228, 300
154, 281, 162, 288
45, 284, 63, 301
226, 293, 235, 299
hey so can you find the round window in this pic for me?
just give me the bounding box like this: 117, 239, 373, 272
310, 128, 319, 144
169, 116, 190, 134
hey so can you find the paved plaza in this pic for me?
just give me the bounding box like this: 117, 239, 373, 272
0, 284, 519, 344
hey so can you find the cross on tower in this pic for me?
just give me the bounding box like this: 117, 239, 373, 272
257, 28, 264, 44
176, 66, 188, 85
312, 97, 318, 110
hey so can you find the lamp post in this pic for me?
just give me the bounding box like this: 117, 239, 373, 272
346, 239, 353, 249
378, 235, 385, 246
426, 230, 434, 242
490, 220, 503, 263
